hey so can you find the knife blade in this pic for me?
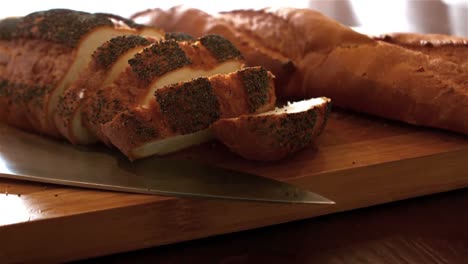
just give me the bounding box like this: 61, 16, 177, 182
0, 124, 334, 204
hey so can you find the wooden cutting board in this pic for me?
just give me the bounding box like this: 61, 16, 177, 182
1, 111, 467, 263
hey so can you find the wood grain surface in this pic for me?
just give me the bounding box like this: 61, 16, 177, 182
0, 110, 467, 263
82, 188, 468, 264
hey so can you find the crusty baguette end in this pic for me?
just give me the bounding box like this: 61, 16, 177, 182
212, 97, 331, 161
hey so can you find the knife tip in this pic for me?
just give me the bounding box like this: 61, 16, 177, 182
301, 199, 335, 205
301, 192, 336, 205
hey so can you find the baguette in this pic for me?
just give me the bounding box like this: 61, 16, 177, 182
102, 66, 276, 160
134, 7, 468, 135
1, 9, 326, 162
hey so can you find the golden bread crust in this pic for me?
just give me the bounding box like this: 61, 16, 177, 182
300, 41, 468, 134
212, 97, 330, 161
375, 33, 468, 67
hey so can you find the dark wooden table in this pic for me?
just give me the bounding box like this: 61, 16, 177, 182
79, 188, 468, 263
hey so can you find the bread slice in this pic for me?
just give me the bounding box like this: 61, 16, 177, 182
0, 9, 163, 137
213, 97, 331, 161
54, 35, 159, 144
82, 35, 245, 144
102, 66, 276, 160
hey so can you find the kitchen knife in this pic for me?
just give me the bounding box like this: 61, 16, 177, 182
0, 124, 334, 204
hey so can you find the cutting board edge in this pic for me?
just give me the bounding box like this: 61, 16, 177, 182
2, 147, 468, 263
